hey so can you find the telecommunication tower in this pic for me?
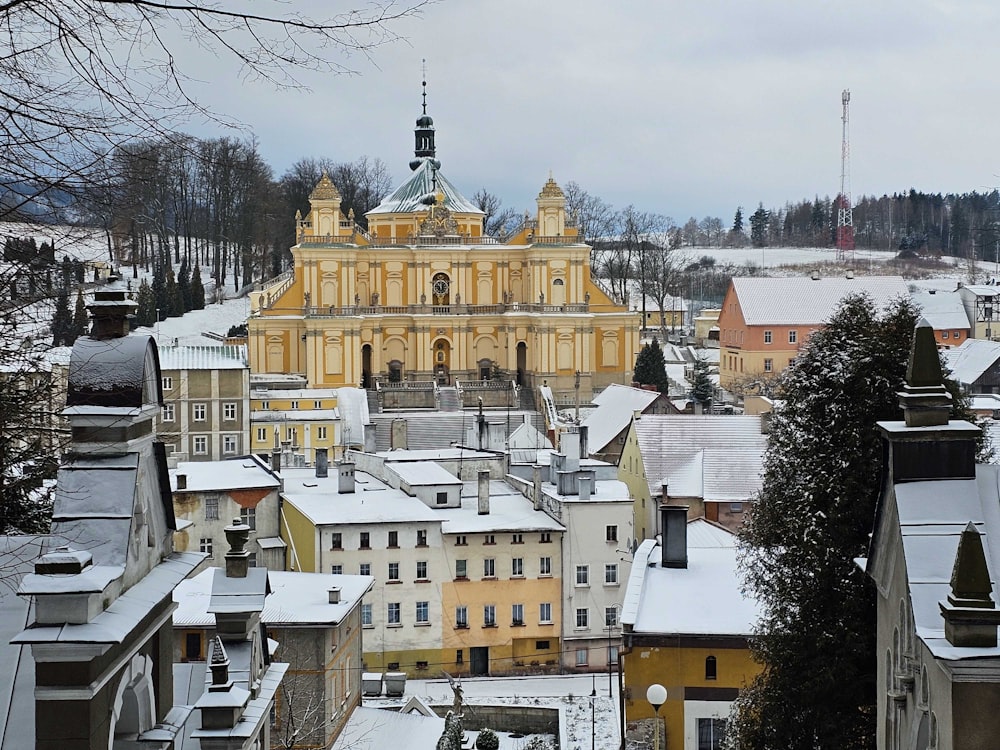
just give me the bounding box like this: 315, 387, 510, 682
835, 89, 855, 262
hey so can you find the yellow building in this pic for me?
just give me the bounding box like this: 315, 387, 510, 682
621, 512, 761, 750
248, 100, 638, 404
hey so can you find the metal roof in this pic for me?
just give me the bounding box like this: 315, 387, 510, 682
366, 158, 483, 216
158, 344, 248, 371
731, 275, 909, 326
945, 338, 1000, 385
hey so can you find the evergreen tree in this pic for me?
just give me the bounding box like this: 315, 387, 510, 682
750, 203, 770, 248
135, 279, 157, 327
73, 288, 88, 339
191, 265, 206, 310
732, 206, 744, 233
51, 288, 73, 346
633, 338, 669, 392
178, 258, 192, 312
151, 261, 166, 319
690, 355, 714, 407
165, 266, 182, 318
733, 293, 922, 749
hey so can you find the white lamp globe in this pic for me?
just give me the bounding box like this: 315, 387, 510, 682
646, 683, 667, 708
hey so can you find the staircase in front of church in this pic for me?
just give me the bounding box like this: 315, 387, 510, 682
438, 387, 462, 412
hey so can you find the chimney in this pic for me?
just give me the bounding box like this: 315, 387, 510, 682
391, 418, 408, 450
660, 505, 688, 569
338, 460, 356, 493
315, 447, 329, 478
578, 474, 592, 502
328, 587, 342, 604
177, 473, 187, 490
579, 424, 589, 459
271, 448, 281, 473
477, 470, 490, 515
532, 465, 542, 511
846, 269, 855, 279
87, 290, 136, 339
563, 429, 581, 472
810, 269, 820, 281
223, 519, 252, 579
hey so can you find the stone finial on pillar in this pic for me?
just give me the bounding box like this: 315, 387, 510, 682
898, 318, 952, 427
939, 522, 1000, 646
223, 519, 252, 579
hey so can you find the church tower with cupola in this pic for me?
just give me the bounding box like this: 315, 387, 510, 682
248, 86, 637, 409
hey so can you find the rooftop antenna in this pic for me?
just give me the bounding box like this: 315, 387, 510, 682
835, 89, 855, 264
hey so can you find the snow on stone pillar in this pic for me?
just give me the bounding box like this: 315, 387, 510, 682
477, 470, 490, 515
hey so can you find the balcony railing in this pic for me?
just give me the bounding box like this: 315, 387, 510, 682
253, 301, 618, 317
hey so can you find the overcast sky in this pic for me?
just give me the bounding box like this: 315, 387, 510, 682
185, 0, 1000, 223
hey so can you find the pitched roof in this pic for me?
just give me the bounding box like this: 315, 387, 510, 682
366, 159, 483, 216
945, 338, 1000, 385
583, 384, 662, 452
633, 415, 767, 499
911, 290, 970, 331
158, 344, 247, 371
731, 275, 909, 326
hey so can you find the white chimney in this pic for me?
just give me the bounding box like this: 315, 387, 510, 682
477, 470, 490, 515
328, 587, 341, 604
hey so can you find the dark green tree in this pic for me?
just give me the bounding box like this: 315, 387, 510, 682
51, 289, 73, 346
178, 258, 192, 312
135, 279, 157, 327
165, 266, 182, 317
690, 355, 714, 407
73, 288, 88, 339
191, 265, 206, 310
750, 203, 770, 248
732, 206, 744, 233
151, 261, 166, 319
733, 293, 921, 750
633, 338, 669, 392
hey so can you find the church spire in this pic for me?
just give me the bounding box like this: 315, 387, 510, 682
411, 59, 437, 169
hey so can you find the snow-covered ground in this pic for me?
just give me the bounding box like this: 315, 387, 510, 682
132, 296, 251, 347
366, 673, 624, 750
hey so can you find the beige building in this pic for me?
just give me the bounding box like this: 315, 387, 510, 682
247, 101, 638, 406
156, 344, 250, 461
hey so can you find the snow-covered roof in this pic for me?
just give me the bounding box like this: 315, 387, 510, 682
945, 338, 1000, 385
958, 284, 1000, 298
634, 415, 767, 500
507, 419, 553, 451
332, 706, 445, 750
439, 482, 565, 534
378, 448, 498, 462
157, 344, 247, 371
173, 568, 374, 627
583, 384, 662, 453
367, 159, 483, 217
911, 290, 970, 331
621, 521, 762, 636
282, 471, 442, 526
388, 461, 462, 487
170, 458, 279, 493
731, 275, 909, 326
884, 469, 1000, 659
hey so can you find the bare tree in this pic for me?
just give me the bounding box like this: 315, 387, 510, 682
0, 0, 428, 220
634, 239, 690, 337
473, 188, 519, 238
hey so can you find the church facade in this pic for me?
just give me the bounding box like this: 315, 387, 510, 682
248, 102, 638, 403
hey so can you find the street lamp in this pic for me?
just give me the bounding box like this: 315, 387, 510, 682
646, 683, 667, 750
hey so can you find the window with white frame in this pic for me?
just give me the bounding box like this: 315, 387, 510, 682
540, 556, 552, 576
193, 403, 207, 421
290, 401, 299, 409
511, 557, 524, 577
417, 529, 428, 547
456, 606, 468, 628
223, 435, 238, 454
576, 608, 589, 628
161, 404, 175, 422
540, 602, 552, 623
314, 400, 322, 409
697, 718, 728, 750
764, 330, 772, 344
576, 648, 588, 666
763, 358, 773, 372
416, 561, 428, 580
331, 532, 342, 550
788, 330, 797, 344
193, 436, 208, 455
388, 562, 400, 581
361, 603, 372, 626
512, 603, 524, 625
606, 525, 618, 542
605, 563, 619, 585
455, 559, 467, 578
416, 601, 429, 624
606, 607, 618, 627
484, 558, 496, 578
162, 376, 173, 391
576, 565, 589, 586
483, 605, 496, 627
387, 602, 400, 625
260, 401, 269, 409
240, 506, 255, 530
512, 533, 523, 544
540, 532, 552, 543
359, 562, 371, 576
331, 564, 343, 575
256, 427, 267, 442
200, 537, 213, 556
223, 402, 237, 420
204, 495, 219, 520
316, 426, 327, 440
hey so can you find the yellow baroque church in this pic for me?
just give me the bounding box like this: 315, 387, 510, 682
248, 99, 638, 403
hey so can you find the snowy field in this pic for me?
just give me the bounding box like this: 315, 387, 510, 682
366, 673, 625, 750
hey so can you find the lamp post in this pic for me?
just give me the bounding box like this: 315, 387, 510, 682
646, 683, 667, 750
607, 605, 620, 698
574, 370, 581, 422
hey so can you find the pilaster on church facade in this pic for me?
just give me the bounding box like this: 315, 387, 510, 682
248, 95, 638, 403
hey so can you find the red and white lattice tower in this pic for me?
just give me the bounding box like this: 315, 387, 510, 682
835, 89, 855, 263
